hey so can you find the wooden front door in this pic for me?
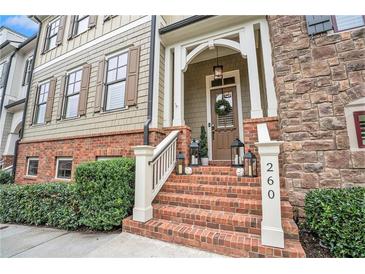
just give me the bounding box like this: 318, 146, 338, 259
210, 87, 239, 160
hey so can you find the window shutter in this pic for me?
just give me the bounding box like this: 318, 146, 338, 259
29, 85, 40, 126
88, 16, 98, 28
0, 62, 9, 88
56, 16, 67, 46
94, 58, 106, 113
41, 26, 50, 54
45, 77, 57, 123
57, 75, 67, 120
78, 64, 92, 116
22, 59, 29, 86
68, 16, 77, 39
306, 16, 333, 36
125, 46, 141, 107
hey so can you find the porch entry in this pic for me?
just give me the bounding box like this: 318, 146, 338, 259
206, 70, 244, 161
210, 87, 239, 160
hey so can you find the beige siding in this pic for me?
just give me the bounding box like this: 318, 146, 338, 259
161, 16, 191, 26
24, 21, 151, 141
184, 53, 268, 140
36, 16, 145, 68
157, 43, 165, 128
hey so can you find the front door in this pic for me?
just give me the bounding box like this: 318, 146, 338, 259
210, 87, 239, 160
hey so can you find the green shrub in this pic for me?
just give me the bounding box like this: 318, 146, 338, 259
199, 125, 208, 158
75, 158, 135, 230
305, 187, 365, 258
0, 183, 79, 230
0, 170, 13, 184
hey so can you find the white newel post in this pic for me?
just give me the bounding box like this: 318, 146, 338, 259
132, 145, 154, 222
255, 123, 284, 248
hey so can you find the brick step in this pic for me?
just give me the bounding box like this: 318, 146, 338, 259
122, 217, 305, 258
168, 174, 261, 187
153, 204, 299, 240
154, 193, 293, 218
190, 166, 238, 176
161, 182, 289, 201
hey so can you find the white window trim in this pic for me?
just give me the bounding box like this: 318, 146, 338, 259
26, 157, 39, 177
63, 67, 83, 119
75, 16, 90, 36
34, 80, 51, 125
46, 16, 61, 51
55, 157, 73, 180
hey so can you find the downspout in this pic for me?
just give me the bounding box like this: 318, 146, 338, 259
143, 15, 157, 145
12, 16, 42, 178
0, 52, 16, 120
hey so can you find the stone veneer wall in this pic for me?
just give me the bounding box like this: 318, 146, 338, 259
268, 16, 365, 217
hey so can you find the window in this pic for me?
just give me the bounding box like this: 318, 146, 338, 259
56, 157, 73, 179
354, 111, 365, 148
64, 69, 82, 118
35, 81, 50, 124
75, 16, 89, 35
22, 57, 33, 86
45, 17, 60, 51
104, 52, 128, 111
333, 16, 365, 32
26, 157, 39, 176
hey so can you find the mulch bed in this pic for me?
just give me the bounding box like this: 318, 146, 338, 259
299, 226, 333, 258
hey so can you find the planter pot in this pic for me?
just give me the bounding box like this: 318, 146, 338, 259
201, 157, 209, 166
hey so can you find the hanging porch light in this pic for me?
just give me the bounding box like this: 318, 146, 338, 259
213, 47, 223, 80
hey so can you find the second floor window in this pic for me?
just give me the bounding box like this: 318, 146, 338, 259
35, 82, 50, 124
75, 16, 89, 35
333, 16, 365, 32
105, 52, 128, 111
22, 57, 33, 86
64, 69, 82, 118
45, 17, 60, 51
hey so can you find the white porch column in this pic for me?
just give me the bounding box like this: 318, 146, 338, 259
255, 123, 284, 248
3, 133, 19, 155
163, 47, 173, 127
151, 16, 161, 128
172, 45, 185, 126
240, 26, 263, 118
133, 145, 154, 222
260, 20, 278, 117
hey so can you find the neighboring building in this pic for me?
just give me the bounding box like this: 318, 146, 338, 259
15, 15, 364, 257
0, 27, 36, 170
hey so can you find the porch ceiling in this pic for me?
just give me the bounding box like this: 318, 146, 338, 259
160, 15, 263, 46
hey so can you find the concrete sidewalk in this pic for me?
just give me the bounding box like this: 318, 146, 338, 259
0, 224, 224, 258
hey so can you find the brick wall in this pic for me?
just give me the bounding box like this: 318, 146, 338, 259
268, 16, 365, 217
15, 129, 166, 184
164, 126, 191, 166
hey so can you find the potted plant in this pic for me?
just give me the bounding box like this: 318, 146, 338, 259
200, 125, 209, 166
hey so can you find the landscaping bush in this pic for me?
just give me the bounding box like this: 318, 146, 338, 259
0, 170, 13, 184
305, 187, 365, 258
75, 158, 135, 230
0, 183, 79, 230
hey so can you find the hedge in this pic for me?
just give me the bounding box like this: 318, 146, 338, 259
0, 158, 135, 231
305, 187, 365, 258
0, 170, 13, 184
75, 158, 135, 230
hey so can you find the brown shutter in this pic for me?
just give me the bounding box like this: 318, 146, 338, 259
22, 59, 29, 86
68, 15, 76, 39
41, 26, 50, 54
45, 77, 57, 123
94, 58, 106, 113
78, 64, 92, 116
57, 75, 67, 120
56, 16, 67, 46
88, 16, 98, 28
29, 85, 40, 125
125, 46, 141, 106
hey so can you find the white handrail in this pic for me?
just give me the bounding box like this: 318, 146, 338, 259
255, 123, 284, 248
132, 130, 179, 222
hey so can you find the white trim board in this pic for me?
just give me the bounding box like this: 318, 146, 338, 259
34, 16, 152, 74
205, 70, 244, 161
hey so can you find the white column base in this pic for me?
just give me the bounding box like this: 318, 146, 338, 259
261, 225, 284, 248
133, 206, 153, 222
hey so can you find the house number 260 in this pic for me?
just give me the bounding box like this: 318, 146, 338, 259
266, 163, 275, 199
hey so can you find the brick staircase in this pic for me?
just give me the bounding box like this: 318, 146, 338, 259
123, 166, 305, 257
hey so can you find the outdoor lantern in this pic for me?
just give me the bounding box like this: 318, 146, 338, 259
244, 150, 257, 177
176, 152, 185, 175
189, 139, 200, 166
213, 47, 223, 80
231, 138, 244, 167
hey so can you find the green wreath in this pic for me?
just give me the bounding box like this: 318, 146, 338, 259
215, 99, 232, 116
